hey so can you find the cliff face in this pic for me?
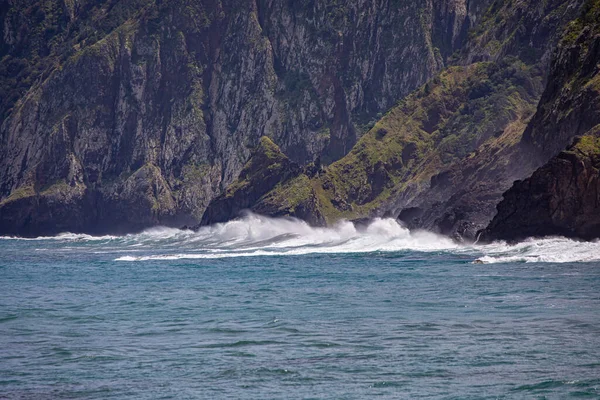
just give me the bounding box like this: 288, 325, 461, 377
209, 59, 543, 236
0, 0, 489, 236
2, 0, 595, 240
204, 0, 585, 240
482, 0, 600, 242
198, 136, 324, 226
482, 131, 600, 242
521, 0, 600, 159
390, 0, 587, 239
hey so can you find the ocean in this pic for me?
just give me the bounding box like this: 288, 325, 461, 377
1, 214, 599, 399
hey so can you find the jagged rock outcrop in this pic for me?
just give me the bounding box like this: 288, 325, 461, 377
202, 0, 587, 241
199, 136, 325, 226
481, 131, 600, 241
0, 0, 490, 236
522, 0, 600, 159
459, 0, 584, 66
393, 0, 588, 240
210, 60, 545, 237
2, 0, 595, 239
480, 0, 600, 242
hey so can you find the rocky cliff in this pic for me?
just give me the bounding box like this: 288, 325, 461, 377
481, 130, 600, 242
202, 0, 586, 241
482, 0, 600, 241
521, 0, 600, 159
199, 136, 327, 227
2, 0, 596, 240
0, 0, 491, 236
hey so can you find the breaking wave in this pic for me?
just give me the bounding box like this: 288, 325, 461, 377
2, 213, 599, 263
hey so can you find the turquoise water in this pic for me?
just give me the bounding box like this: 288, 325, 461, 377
1, 215, 600, 399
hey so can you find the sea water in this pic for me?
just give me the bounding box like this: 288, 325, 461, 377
1, 214, 599, 399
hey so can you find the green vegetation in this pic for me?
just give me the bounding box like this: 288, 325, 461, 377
0, 0, 157, 120
258, 174, 314, 214
0, 185, 35, 206
182, 163, 211, 183
562, 0, 600, 45
40, 180, 70, 196
570, 126, 600, 157
287, 59, 540, 222
224, 137, 289, 199
461, 0, 578, 65
238, 58, 541, 224
560, 0, 600, 95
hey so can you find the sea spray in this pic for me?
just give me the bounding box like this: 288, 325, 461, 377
2, 213, 600, 263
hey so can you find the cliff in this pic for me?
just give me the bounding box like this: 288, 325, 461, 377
202, 0, 585, 241
0, 0, 490, 236
2, 0, 597, 241
198, 136, 326, 226
521, 0, 600, 159
481, 130, 600, 242
482, 0, 600, 242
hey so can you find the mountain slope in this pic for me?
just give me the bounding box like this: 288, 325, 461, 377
203, 0, 585, 240
482, 0, 600, 241
0, 0, 490, 236
481, 130, 600, 242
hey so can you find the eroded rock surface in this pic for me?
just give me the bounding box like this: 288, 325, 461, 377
481, 132, 600, 242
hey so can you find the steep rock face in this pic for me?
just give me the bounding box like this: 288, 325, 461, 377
481, 0, 600, 242
481, 131, 600, 241
459, 0, 584, 66
199, 137, 324, 226
0, 0, 489, 236
215, 60, 543, 236
397, 117, 538, 240
522, 0, 600, 159
393, 0, 587, 239
312, 60, 543, 226
1, 3, 224, 235
206, 0, 585, 240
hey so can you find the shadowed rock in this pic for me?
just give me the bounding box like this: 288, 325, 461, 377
481, 132, 600, 242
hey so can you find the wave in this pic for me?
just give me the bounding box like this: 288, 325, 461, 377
2, 213, 600, 263
114, 214, 460, 260
0, 232, 120, 241
475, 237, 600, 264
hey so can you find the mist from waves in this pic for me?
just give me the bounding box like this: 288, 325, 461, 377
2, 213, 599, 264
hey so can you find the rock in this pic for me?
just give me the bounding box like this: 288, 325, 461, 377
480, 132, 600, 242
481, 1, 600, 243
0, 0, 594, 237
0, 0, 492, 236
199, 137, 304, 226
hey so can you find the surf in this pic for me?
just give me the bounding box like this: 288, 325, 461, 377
3, 213, 599, 263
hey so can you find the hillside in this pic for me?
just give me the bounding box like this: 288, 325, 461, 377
1, 0, 597, 241
482, 0, 600, 242
202, 0, 588, 241
0, 0, 490, 236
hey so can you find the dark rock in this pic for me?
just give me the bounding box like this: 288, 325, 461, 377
481, 133, 600, 242
198, 137, 302, 227
0, 0, 491, 236
480, 2, 600, 242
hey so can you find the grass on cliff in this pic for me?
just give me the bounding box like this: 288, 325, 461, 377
293, 59, 541, 222
570, 126, 600, 157
0, 0, 157, 120
562, 0, 600, 45
0, 185, 35, 207
224, 137, 289, 199
257, 174, 314, 214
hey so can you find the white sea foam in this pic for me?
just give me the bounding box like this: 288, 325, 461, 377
3, 213, 599, 263
474, 237, 600, 264
0, 232, 119, 241
114, 215, 600, 263
113, 214, 458, 261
